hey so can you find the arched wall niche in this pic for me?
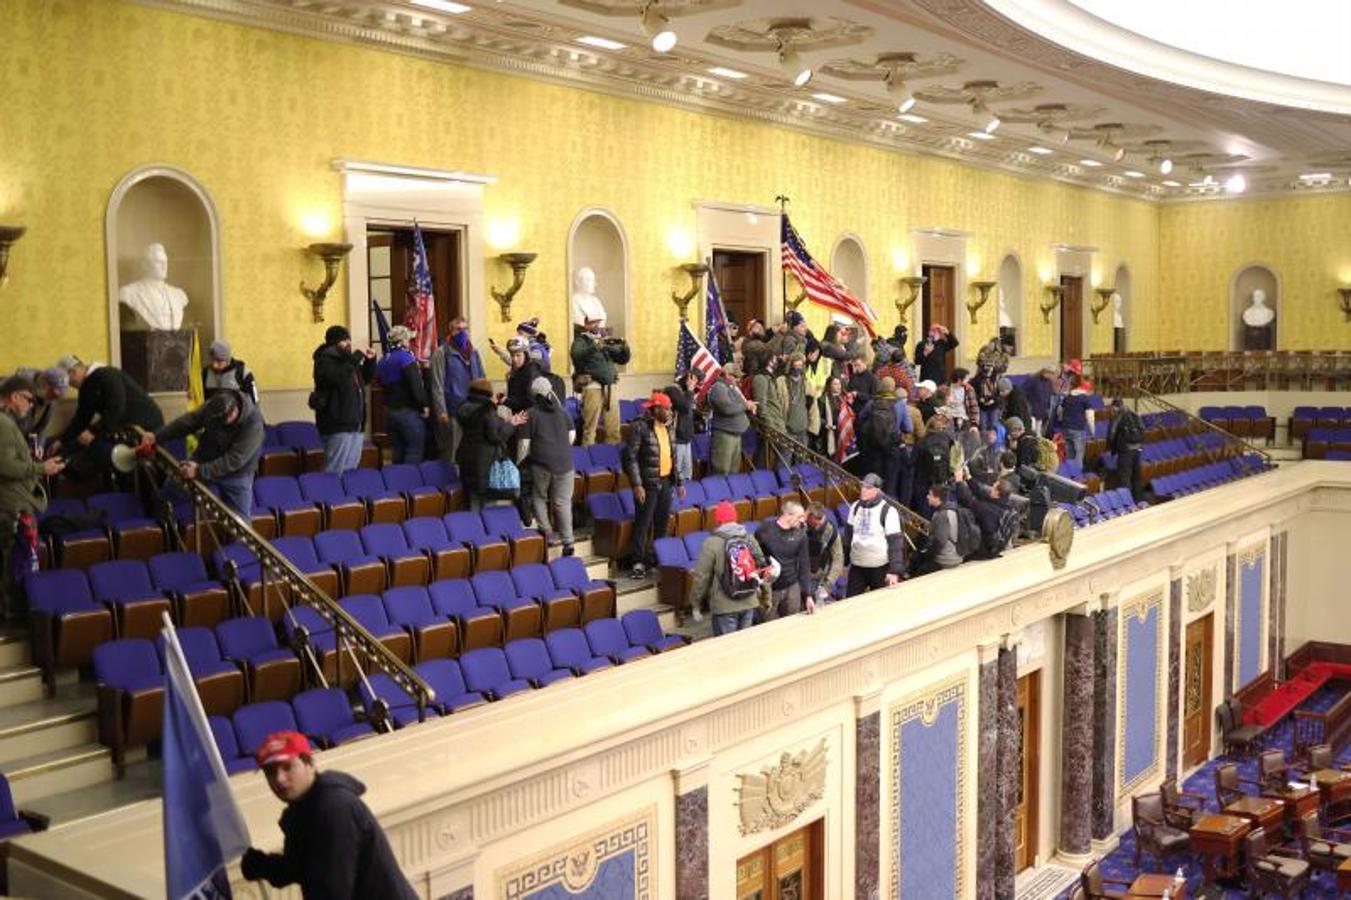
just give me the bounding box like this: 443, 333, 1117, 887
997, 252, 1023, 356
1229, 263, 1280, 350
830, 234, 869, 306
105, 165, 222, 386
1113, 263, 1132, 352
566, 208, 630, 370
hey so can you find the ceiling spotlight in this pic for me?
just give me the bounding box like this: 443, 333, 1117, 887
970, 100, 1000, 133
1159, 157, 1173, 175
778, 43, 812, 87
640, 3, 676, 53
1225, 173, 1247, 193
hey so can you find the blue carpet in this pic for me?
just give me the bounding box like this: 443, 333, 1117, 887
1055, 687, 1351, 898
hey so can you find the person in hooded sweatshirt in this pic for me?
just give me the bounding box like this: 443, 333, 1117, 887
241, 730, 417, 900
311, 325, 376, 473
376, 325, 431, 465
429, 317, 484, 461
519, 376, 577, 556
143, 388, 265, 516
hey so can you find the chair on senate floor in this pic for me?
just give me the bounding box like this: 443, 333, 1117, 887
1214, 761, 1259, 808
1078, 858, 1131, 900
1131, 792, 1191, 871
1242, 826, 1310, 899
1159, 778, 1207, 830
1215, 698, 1264, 756
1294, 811, 1351, 880
1258, 748, 1296, 792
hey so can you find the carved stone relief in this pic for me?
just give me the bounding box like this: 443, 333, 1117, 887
735, 739, 828, 835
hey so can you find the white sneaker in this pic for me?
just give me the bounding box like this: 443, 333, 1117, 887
690, 609, 704, 623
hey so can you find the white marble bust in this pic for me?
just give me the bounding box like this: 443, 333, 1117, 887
997, 291, 1013, 328
570, 266, 608, 329
118, 243, 188, 331
1242, 288, 1275, 328
1112, 293, 1124, 328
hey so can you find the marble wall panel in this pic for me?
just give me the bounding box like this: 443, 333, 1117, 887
675, 787, 708, 900
1061, 614, 1095, 856
976, 660, 998, 900
1224, 553, 1237, 695
857, 712, 881, 900
995, 648, 1019, 893
1166, 579, 1182, 781
1092, 610, 1118, 840
438, 888, 474, 900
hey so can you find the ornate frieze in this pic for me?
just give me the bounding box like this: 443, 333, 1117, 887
1185, 566, 1217, 613
734, 739, 828, 835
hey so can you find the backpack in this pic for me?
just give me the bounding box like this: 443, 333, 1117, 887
951, 506, 983, 560
1035, 436, 1059, 472
865, 399, 897, 448
923, 436, 952, 483
842, 501, 892, 561
719, 533, 762, 600
1115, 410, 1144, 448
983, 505, 1023, 558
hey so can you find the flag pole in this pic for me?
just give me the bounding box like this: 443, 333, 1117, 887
775, 195, 790, 325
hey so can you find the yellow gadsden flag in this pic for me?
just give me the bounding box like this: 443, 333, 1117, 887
186, 329, 204, 454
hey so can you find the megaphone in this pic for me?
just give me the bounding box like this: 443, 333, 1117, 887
110, 443, 138, 474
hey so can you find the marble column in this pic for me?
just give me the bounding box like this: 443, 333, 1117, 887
995, 646, 1020, 895
1224, 552, 1237, 696
1091, 607, 1117, 842
976, 654, 999, 900
856, 706, 881, 900
1060, 612, 1096, 857
675, 766, 710, 900
437, 888, 473, 900
1165, 578, 1182, 782
1269, 533, 1285, 680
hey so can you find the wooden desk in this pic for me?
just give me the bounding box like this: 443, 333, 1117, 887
1126, 872, 1187, 898
1263, 784, 1320, 827
1314, 768, 1351, 803
1190, 814, 1250, 882
1224, 796, 1285, 835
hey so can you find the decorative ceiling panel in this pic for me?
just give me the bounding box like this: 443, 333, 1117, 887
705, 16, 874, 52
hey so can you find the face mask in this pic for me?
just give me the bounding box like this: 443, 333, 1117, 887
791, 367, 803, 377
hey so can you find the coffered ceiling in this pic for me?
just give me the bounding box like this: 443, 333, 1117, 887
144, 0, 1351, 201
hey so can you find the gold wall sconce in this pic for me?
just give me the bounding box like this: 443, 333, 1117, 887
1339, 286, 1351, 322
896, 275, 927, 319
0, 225, 26, 286
1091, 287, 1116, 324
966, 280, 996, 324
1040, 284, 1065, 323
491, 252, 537, 322
784, 273, 807, 312
300, 241, 353, 322
671, 262, 709, 320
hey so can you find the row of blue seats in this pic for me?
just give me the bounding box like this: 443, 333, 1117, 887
1151, 456, 1270, 500
1057, 488, 1149, 528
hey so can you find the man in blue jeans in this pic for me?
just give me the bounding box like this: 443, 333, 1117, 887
687, 501, 771, 634
311, 326, 375, 473
142, 389, 265, 517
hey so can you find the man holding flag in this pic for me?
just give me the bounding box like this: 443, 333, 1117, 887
404, 223, 438, 361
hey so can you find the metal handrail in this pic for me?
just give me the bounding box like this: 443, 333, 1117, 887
747, 415, 930, 548
1126, 385, 1273, 467
139, 437, 434, 720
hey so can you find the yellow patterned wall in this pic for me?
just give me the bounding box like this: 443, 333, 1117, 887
1159, 195, 1351, 350
0, 0, 1188, 389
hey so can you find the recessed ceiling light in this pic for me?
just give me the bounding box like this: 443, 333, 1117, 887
1161, 179, 1181, 187
576, 35, 626, 50
1299, 172, 1333, 181
1225, 173, 1247, 193
968, 131, 996, 141
640, 4, 677, 53
411, 0, 471, 12
898, 113, 928, 124
811, 92, 846, 104
1159, 158, 1174, 175
1123, 170, 1145, 178
707, 66, 748, 80
1079, 159, 1103, 167
1027, 146, 1054, 155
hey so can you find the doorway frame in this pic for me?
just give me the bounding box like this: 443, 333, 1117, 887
911, 228, 969, 366
337, 159, 494, 349
1050, 244, 1095, 363
695, 201, 782, 328
1178, 555, 1229, 777
1181, 612, 1215, 772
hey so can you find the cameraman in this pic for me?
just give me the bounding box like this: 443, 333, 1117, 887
570, 315, 630, 445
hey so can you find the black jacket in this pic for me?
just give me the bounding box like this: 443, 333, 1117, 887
240, 771, 417, 900
913, 334, 958, 385
522, 394, 575, 474
756, 519, 812, 597
1002, 386, 1032, 429
454, 390, 514, 493
1013, 433, 1042, 469
59, 366, 163, 444
665, 384, 695, 444
155, 391, 265, 481
623, 416, 681, 489
312, 344, 375, 436
505, 360, 544, 414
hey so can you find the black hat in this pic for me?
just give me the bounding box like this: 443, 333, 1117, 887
325, 325, 351, 345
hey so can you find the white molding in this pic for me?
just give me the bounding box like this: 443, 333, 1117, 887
331, 158, 496, 185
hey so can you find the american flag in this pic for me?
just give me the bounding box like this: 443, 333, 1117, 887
675, 320, 723, 403
404, 222, 438, 361
781, 214, 878, 337
836, 396, 856, 463
705, 263, 730, 364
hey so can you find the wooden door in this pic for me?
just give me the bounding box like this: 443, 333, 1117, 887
713, 250, 767, 331
1183, 614, 1214, 769
735, 819, 824, 900
922, 264, 957, 375
1014, 671, 1041, 873
1060, 275, 1083, 362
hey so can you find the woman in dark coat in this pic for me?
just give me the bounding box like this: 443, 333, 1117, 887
454, 380, 515, 509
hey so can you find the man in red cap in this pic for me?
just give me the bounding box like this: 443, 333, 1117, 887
689, 500, 772, 634
621, 391, 685, 579
240, 730, 417, 899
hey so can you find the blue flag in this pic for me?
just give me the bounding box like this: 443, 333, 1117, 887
704, 262, 729, 364
163, 616, 250, 899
